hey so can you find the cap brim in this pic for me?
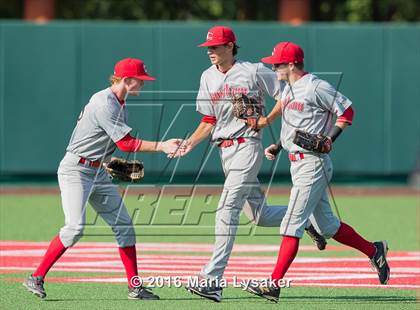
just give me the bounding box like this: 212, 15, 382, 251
198, 40, 229, 47
261, 56, 279, 64
133, 75, 156, 81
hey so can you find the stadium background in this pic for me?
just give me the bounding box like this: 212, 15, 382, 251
0, 0, 419, 183
0, 1, 419, 309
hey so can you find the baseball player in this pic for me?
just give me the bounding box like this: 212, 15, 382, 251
243, 42, 390, 302
23, 58, 181, 300
175, 26, 327, 302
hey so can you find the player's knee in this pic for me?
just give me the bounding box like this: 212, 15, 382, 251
280, 220, 306, 238
215, 209, 242, 228
113, 224, 136, 247
59, 225, 84, 247
319, 221, 341, 239
253, 208, 283, 227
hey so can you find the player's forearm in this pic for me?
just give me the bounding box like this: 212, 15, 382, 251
258, 100, 282, 128
115, 134, 173, 153
266, 100, 283, 124
138, 140, 166, 152
188, 122, 214, 147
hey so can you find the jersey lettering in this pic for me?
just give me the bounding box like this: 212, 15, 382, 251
210, 84, 248, 104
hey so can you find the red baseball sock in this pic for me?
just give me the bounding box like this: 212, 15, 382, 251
118, 246, 138, 288
271, 236, 300, 285
33, 235, 67, 278
333, 222, 376, 258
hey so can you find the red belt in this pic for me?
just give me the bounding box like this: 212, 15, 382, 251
289, 152, 305, 161
78, 157, 101, 168
218, 137, 246, 148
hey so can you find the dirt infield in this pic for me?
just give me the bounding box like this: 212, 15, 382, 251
0, 185, 418, 196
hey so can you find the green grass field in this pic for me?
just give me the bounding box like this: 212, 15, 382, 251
0, 192, 419, 309
1, 279, 418, 310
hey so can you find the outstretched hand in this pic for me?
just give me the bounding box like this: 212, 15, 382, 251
159, 139, 183, 155
168, 139, 193, 158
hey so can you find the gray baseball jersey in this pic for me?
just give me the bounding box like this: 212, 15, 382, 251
57, 87, 136, 249
196, 60, 283, 141
280, 73, 352, 153
66, 87, 132, 162
279, 73, 352, 239
194, 62, 319, 281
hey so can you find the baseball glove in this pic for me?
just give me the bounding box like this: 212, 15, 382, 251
293, 130, 332, 153
103, 158, 144, 182
231, 93, 262, 120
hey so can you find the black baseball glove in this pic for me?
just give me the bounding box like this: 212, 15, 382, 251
231, 93, 262, 129
293, 130, 332, 153
103, 158, 144, 182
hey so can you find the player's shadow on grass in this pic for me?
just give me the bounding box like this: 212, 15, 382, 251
44, 297, 258, 302
284, 295, 417, 303
43, 299, 128, 302
162, 296, 258, 301
41, 294, 418, 303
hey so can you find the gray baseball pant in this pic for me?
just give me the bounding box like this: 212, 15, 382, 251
57, 152, 136, 248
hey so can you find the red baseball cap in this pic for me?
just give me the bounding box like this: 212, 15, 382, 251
114, 58, 156, 81
198, 26, 236, 47
261, 42, 304, 64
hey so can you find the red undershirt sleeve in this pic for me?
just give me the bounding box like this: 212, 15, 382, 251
337, 106, 354, 125
201, 115, 217, 125
115, 133, 143, 152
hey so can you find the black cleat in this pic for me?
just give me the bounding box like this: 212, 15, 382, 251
128, 286, 160, 300
370, 240, 390, 284
305, 224, 327, 250
185, 279, 223, 302
243, 280, 280, 303
23, 274, 46, 299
